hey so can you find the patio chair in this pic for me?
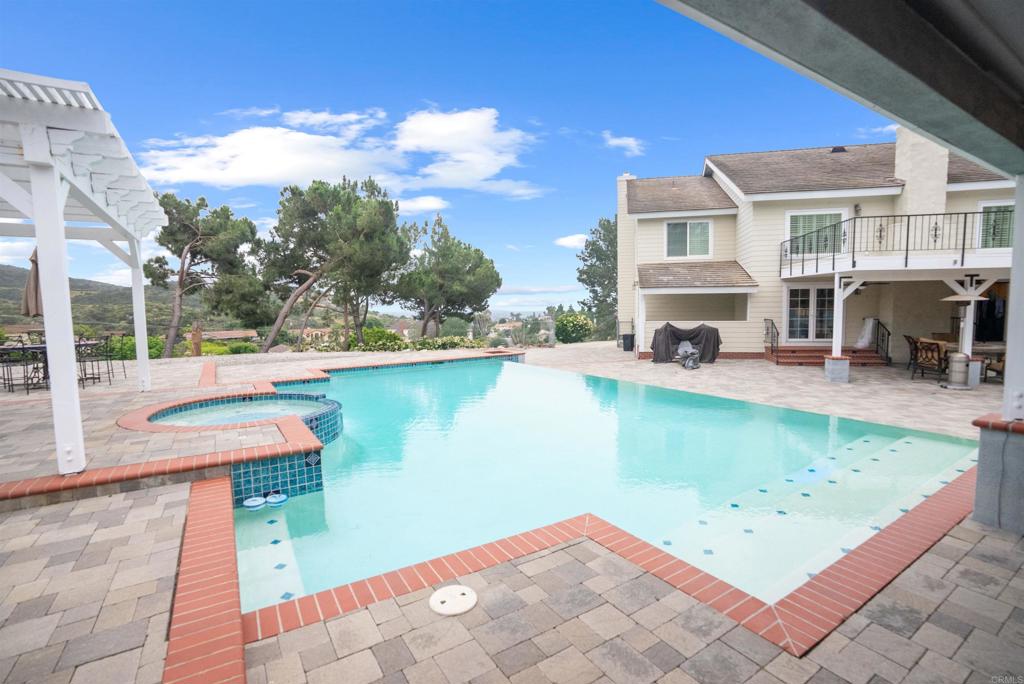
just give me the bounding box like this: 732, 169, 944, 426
902, 335, 918, 371
984, 357, 1004, 383
913, 340, 947, 380
3, 343, 48, 393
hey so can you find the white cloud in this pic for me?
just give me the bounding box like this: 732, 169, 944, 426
0, 239, 37, 265
90, 266, 132, 287
499, 285, 579, 294
397, 195, 449, 215
252, 217, 277, 239
228, 197, 258, 209
218, 106, 280, 118
505, 244, 520, 251
554, 234, 587, 249
854, 123, 898, 139
602, 130, 645, 157
139, 106, 541, 200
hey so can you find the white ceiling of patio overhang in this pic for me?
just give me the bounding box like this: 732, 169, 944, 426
0, 69, 167, 241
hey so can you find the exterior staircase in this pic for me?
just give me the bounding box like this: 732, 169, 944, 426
764, 346, 888, 367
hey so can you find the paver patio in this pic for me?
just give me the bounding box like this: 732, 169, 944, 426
0, 343, 1018, 682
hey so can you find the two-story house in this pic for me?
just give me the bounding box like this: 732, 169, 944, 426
617, 127, 1015, 376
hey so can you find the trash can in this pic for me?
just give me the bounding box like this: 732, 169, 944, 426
947, 352, 969, 387
621, 334, 635, 352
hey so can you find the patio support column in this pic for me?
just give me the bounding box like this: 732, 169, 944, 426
831, 272, 844, 358
636, 290, 646, 358
23, 124, 87, 475
129, 238, 151, 392
1002, 177, 1024, 421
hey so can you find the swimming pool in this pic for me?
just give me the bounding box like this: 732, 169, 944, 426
234, 358, 976, 613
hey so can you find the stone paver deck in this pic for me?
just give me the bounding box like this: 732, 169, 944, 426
244, 522, 1024, 684
0, 483, 188, 684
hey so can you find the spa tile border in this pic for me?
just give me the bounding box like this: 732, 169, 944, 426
228, 468, 976, 659
163, 477, 246, 684
0, 415, 320, 504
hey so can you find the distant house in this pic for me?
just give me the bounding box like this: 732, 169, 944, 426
202, 330, 258, 341
493, 321, 524, 333
391, 320, 412, 339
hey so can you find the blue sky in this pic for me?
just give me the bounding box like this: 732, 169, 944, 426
1, 0, 895, 313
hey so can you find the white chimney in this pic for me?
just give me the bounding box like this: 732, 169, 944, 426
893, 127, 948, 215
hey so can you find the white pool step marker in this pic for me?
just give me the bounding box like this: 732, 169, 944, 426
429, 585, 478, 616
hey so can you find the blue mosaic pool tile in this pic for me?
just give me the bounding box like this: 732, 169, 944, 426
281, 592, 293, 600
274, 563, 286, 570
758, 488, 767, 493
729, 503, 740, 509
231, 450, 324, 507
702, 549, 714, 555
698, 520, 708, 526
870, 525, 881, 531
743, 529, 753, 534
662, 540, 672, 546
776, 510, 787, 515
801, 492, 810, 497
271, 539, 281, 545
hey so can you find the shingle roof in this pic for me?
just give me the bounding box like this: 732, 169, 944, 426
947, 153, 1007, 183
626, 176, 737, 213
704, 143, 1006, 194
638, 261, 757, 289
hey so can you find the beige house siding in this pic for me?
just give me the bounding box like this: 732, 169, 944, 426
636, 215, 737, 263
616, 175, 637, 333
944, 188, 1015, 214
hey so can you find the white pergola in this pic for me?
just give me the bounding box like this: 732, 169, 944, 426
0, 69, 167, 475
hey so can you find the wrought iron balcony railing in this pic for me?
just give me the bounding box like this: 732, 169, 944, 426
779, 210, 1014, 277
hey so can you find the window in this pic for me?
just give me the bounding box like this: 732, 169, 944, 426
666, 221, 711, 258
980, 204, 1014, 249
788, 212, 842, 254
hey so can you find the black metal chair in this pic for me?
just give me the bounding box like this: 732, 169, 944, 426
3, 343, 48, 393
903, 335, 918, 371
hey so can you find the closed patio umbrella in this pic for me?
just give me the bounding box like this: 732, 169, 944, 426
20, 248, 43, 317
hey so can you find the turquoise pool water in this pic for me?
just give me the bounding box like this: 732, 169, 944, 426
234, 358, 976, 612
153, 399, 321, 426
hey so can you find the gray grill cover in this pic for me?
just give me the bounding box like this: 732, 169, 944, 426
650, 323, 721, 363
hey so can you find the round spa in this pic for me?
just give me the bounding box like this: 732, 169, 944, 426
150, 392, 341, 444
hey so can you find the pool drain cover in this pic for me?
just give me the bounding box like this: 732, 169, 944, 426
429, 585, 478, 616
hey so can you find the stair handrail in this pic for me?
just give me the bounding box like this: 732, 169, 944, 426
763, 319, 779, 364
874, 319, 892, 365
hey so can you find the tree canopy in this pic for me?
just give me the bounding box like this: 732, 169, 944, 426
396, 216, 502, 337
144, 194, 257, 356
576, 216, 618, 340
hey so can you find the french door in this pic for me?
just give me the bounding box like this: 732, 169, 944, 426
787, 286, 834, 341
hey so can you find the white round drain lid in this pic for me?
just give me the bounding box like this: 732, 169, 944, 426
429, 585, 478, 616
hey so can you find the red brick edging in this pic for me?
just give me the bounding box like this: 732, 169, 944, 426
972, 412, 1024, 435
198, 361, 218, 387
186, 468, 974, 662
164, 477, 245, 684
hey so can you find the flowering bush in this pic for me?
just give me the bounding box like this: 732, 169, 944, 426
352, 328, 408, 352
555, 313, 595, 343
412, 336, 483, 350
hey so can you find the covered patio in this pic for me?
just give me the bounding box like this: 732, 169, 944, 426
0, 68, 167, 475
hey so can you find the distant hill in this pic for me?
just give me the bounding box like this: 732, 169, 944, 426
0, 264, 240, 334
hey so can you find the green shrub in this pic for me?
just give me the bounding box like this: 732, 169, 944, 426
352, 327, 408, 352
412, 335, 483, 351
227, 341, 259, 354
555, 313, 595, 344
0, 326, 6, 345
200, 341, 231, 355
109, 336, 164, 360
487, 337, 507, 348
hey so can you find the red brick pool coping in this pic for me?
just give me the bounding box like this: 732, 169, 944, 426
163, 466, 977, 681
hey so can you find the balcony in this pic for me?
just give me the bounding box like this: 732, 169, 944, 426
779, 210, 1014, 277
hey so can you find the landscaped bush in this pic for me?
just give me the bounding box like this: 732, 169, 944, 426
555, 312, 595, 344
411, 335, 483, 350
200, 341, 231, 355
0, 326, 6, 344
227, 341, 259, 354
352, 327, 408, 352
487, 337, 507, 348
109, 336, 164, 360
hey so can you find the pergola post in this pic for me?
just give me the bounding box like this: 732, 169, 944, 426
831, 272, 845, 358
24, 127, 87, 474
129, 238, 152, 392
1003, 177, 1024, 421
